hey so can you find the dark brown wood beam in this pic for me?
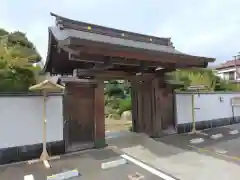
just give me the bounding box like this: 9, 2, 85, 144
68, 43, 208, 67
67, 51, 178, 69
96, 70, 134, 80
60, 43, 199, 69
155, 68, 176, 75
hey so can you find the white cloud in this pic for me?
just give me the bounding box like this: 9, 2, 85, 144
152, 0, 240, 63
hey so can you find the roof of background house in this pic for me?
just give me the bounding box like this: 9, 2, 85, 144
215, 59, 240, 70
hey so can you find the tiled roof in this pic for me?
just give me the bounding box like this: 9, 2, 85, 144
216, 59, 240, 69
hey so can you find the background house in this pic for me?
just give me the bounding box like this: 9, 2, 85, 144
215, 59, 240, 82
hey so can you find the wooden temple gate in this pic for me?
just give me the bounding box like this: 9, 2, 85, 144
131, 77, 175, 137
43, 13, 214, 152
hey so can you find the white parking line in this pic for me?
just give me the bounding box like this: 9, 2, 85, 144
101, 158, 127, 169
190, 138, 204, 144
210, 133, 223, 140
47, 169, 79, 180
214, 149, 228, 154
24, 174, 34, 180
121, 154, 177, 180
229, 130, 239, 135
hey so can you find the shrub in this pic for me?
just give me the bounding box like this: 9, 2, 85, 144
129, 126, 133, 132
118, 97, 132, 115
105, 81, 125, 98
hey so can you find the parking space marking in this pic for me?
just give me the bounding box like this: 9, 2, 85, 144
47, 169, 79, 180
189, 138, 204, 144
101, 158, 127, 169
210, 133, 223, 140
24, 174, 35, 180
200, 132, 209, 136
188, 145, 240, 161
121, 154, 177, 180
229, 130, 239, 135
214, 149, 228, 154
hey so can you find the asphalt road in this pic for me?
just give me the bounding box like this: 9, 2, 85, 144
0, 148, 163, 180
156, 125, 240, 165
2, 126, 239, 180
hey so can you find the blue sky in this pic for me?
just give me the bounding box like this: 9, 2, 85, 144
1, 0, 239, 64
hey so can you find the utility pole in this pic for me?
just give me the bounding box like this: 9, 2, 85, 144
233, 55, 237, 80
234, 53, 240, 88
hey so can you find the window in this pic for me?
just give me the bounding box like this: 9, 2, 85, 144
229, 71, 235, 80
223, 72, 229, 80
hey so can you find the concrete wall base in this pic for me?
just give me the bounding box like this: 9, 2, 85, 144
177, 116, 240, 133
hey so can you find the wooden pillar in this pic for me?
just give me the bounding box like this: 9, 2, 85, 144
151, 76, 176, 137
94, 79, 106, 148
131, 76, 156, 136
130, 80, 138, 132
130, 75, 175, 137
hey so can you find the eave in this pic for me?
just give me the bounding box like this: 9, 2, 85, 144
42, 13, 215, 76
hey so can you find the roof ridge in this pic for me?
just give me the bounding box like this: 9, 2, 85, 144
50, 12, 172, 46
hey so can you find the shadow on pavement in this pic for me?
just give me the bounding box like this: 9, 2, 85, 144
107, 126, 240, 166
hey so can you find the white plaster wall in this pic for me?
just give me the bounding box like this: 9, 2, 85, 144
176, 93, 240, 124
217, 68, 236, 73
0, 95, 63, 149
216, 67, 240, 80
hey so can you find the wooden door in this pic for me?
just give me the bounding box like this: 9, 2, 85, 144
159, 88, 175, 129
64, 84, 95, 151
131, 79, 153, 134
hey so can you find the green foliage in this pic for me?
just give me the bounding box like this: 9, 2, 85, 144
0, 29, 8, 37
0, 28, 42, 92
118, 97, 132, 115
171, 68, 217, 91
1, 31, 41, 64
122, 80, 131, 94
104, 80, 132, 119
169, 68, 240, 92
105, 80, 125, 98
217, 80, 240, 91
0, 67, 35, 92
107, 97, 121, 109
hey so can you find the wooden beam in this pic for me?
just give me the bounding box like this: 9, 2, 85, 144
155, 68, 176, 75
73, 70, 133, 79
69, 52, 105, 64
68, 52, 170, 67
67, 38, 213, 66
60, 77, 97, 84
60, 46, 200, 69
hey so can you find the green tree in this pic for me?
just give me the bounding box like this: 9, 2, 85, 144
105, 80, 125, 98
170, 68, 240, 92
0, 29, 42, 92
